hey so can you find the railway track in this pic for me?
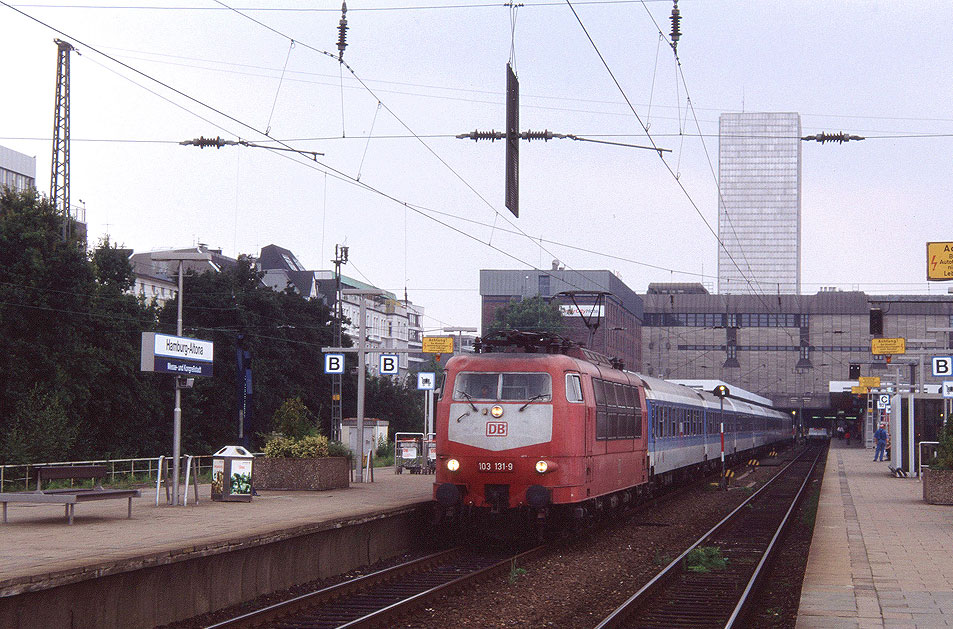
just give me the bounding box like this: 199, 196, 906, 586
205, 544, 545, 628
595, 443, 824, 629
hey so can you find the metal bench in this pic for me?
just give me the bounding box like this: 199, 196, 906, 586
0, 465, 141, 525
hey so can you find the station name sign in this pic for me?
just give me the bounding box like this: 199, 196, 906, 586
141, 332, 214, 377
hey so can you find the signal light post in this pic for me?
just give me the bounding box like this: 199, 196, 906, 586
713, 385, 729, 490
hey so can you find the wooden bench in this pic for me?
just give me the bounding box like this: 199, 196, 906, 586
0, 465, 141, 525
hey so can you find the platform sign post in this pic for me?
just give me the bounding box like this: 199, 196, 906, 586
418, 372, 436, 435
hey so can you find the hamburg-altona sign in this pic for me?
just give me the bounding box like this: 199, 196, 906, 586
141, 332, 214, 377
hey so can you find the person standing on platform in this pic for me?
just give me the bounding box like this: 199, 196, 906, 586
874, 424, 888, 461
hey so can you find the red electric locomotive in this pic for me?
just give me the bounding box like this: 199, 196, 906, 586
433, 331, 649, 533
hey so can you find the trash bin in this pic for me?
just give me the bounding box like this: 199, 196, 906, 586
211, 446, 254, 502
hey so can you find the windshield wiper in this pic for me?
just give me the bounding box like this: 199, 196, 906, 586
458, 391, 478, 411
519, 394, 550, 412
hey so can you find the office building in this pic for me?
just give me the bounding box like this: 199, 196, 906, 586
718, 112, 801, 295
0, 144, 36, 193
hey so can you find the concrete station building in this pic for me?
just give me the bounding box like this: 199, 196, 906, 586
479, 270, 953, 434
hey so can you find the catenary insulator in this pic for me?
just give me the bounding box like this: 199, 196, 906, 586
337, 1, 348, 60
670, 1, 681, 49
456, 130, 506, 141
519, 130, 555, 141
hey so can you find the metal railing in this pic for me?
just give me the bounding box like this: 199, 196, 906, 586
919, 441, 939, 479
0, 455, 218, 492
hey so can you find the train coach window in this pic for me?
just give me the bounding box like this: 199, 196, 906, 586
501, 373, 552, 401
565, 374, 584, 402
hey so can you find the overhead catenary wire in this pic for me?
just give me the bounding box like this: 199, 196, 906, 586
210, 0, 624, 299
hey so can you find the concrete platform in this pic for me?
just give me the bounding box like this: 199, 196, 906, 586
0, 467, 435, 628
797, 441, 953, 629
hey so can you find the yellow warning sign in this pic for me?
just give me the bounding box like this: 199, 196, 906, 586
858, 376, 881, 388
871, 338, 905, 355
927, 242, 953, 281
422, 336, 454, 353
851, 386, 869, 395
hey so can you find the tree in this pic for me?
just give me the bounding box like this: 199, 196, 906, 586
486, 295, 565, 335
0, 386, 77, 464
156, 257, 338, 452
358, 374, 424, 435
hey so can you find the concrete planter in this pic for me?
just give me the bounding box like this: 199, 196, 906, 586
922, 468, 953, 505
254, 457, 350, 491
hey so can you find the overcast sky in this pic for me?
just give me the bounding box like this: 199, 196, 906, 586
2, 1, 951, 333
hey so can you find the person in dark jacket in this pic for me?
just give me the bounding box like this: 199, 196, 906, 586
874, 424, 888, 461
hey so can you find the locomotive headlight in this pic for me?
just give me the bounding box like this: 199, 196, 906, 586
490, 405, 504, 418
535, 459, 557, 473
446, 458, 460, 472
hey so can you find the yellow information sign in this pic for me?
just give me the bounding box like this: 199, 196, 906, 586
871, 337, 906, 355
858, 376, 881, 388
422, 336, 454, 353
927, 242, 953, 282
927, 242, 953, 281
851, 386, 869, 395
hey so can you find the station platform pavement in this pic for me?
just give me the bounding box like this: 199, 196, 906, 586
797, 440, 953, 629
0, 467, 434, 597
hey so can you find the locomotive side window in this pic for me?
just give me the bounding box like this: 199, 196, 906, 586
565, 374, 584, 402
593, 379, 607, 439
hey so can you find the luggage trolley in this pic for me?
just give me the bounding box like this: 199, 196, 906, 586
394, 432, 424, 474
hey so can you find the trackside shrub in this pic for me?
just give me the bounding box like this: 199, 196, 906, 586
929, 420, 953, 471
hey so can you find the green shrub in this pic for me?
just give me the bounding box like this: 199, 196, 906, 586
262, 433, 297, 458
263, 433, 332, 458
291, 434, 330, 458
272, 397, 318, 440
684, 546, 728, 573
327, 441, 351, 458
929, 420, 953, 471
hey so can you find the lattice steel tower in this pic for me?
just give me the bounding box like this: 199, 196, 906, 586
50, 39, 75, 240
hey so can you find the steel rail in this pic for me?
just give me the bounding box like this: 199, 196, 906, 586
206, 545, 546, 628
594, 444, 823, 629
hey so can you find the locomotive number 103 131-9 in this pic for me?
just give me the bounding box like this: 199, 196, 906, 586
478, 461, 515, 472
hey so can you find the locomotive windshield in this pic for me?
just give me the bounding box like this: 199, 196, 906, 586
453, 372, 552, 402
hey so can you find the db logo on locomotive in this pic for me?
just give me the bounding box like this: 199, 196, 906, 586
486, 422, 508, 437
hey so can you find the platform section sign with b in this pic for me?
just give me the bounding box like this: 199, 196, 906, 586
932, 356, 953, 377
324, 353, 345, 374
379, 354, 399, 375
